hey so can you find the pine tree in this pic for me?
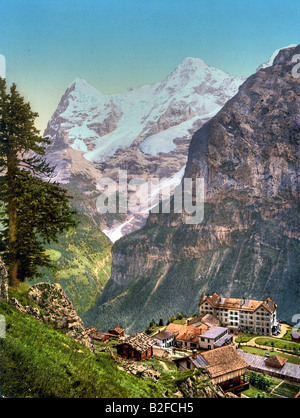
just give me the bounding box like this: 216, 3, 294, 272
0, 77, 76, 287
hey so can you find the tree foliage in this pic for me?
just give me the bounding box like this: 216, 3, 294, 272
0, 77, 76, 285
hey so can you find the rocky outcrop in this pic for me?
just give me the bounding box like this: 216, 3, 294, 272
0, 257, 8, 302
85, 45, 300, 333
27, 283, 95, 351
10, 297, 41, 320
11, 282, 95, 352
116, 358, 161, 382
178, 373, 225, 398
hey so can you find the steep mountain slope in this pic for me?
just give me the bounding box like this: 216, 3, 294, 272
45, 58, 244, 240
29, 212, 112, 314
84, 45, 300, 333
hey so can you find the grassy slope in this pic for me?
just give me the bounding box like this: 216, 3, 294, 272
0, 299, 217, 398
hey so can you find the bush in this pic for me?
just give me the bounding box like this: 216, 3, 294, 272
247, 371, 271, 391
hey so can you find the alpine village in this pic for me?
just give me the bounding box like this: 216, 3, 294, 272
1, 251, 300, 398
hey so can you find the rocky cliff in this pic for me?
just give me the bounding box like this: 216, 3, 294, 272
84, 45, 300, 333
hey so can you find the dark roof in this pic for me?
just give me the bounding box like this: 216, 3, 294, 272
152, 329, 174, 341
237, 350, 300, 381
201, 326, 228, 339
265, 355, 288, 368
190, 354, 209, 368
214, 334, 232, 347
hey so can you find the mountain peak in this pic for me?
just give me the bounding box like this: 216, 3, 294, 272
257, 44, 298, 71
70, 77, 90, 89
173, 57, 209, 76
180, 57, 208, 68
67, 77, 107, 101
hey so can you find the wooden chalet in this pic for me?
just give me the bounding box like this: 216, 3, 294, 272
108, 326, 125, 338
175, 346, 249, 396
84, 326, 122, 343
116, 332, 155, 361
200, 346, 249, 395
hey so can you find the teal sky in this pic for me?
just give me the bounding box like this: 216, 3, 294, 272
1, 0, 299, 132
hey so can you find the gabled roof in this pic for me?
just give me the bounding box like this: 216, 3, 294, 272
166, 323, 208, 343
199, 293, 276, 313
152, 329, 175, 341
265, 355, 288, 369
117, 332, 155, 352
199, 346, 249, 378
200, 313, 220, 327
188, 313, 220, 328
237, 350, 300, 381
108, 325, 125, 334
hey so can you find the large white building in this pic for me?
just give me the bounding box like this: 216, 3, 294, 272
199, 292, 279, 336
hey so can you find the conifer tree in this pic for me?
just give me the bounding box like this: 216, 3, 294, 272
0, 77, 76, 287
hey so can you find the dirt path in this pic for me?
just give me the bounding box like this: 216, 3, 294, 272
158, 360, 169, 371
233, 324, 291, 354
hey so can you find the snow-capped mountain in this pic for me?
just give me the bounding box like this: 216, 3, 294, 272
45, 57, 245, 241
256, 44, 298, 71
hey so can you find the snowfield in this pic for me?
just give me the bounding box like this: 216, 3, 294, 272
48, 57, 245, 162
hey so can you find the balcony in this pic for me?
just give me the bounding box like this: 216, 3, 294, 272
220, 377, 249, 396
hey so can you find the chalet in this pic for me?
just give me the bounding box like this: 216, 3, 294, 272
199, 326, 232, 350
175, 346, 249, 396
116, 332, 155, 361
152, 328, 176, 348
166, 323, 209, 350
84, 327, 111, 342
108, 326, 125, 338
199, 292, 279, 335
237, 350, 300, 383
85, 326, 124, 343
